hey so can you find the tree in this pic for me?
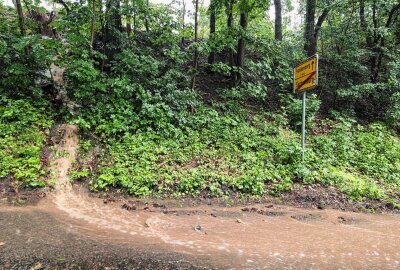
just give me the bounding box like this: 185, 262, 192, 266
235, 0, 269, 83
208, 0, 216, 64
145, 0, 150, 32
180, 0, 186, 47
274, 0, 282, 40
13, 0, 25, 36
225, 0, 236, 70
54, 0, 71, 14
90, 0, 97, 54
304, 0, 329, 56
191, 0, 199, 90
236, 12, 247, 82
359, 0, 400, 82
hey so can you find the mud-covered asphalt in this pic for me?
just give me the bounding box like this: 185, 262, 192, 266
0, 209, 215, 270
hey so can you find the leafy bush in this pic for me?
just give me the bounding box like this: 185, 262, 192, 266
280, 93, 321, 130
0, 98, 53, 187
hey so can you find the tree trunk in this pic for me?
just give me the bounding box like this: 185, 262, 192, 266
359, 0, 367, 30
191, 0, 199, 90
304, 0, 316, 56
236, 12, 248, 83
207, 1, 216, 64
104, 0, 122, 64
114, 0, 122, 31
227, 3, 235, 68
180, 0, 186, 47
368, 0, 379, 82
304, 0, 329, 57
370, 1, 400, 82
274, 0, 282, 41
125, 0, 131, 36
15, 0, 25, 36
133, 11, 136, 34
90, 0, 96, 53
145, 0, 150, 32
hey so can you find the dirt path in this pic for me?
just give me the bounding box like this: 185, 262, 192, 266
1, 125, 400, 269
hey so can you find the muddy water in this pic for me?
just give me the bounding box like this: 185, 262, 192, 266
2, 124, 400, 269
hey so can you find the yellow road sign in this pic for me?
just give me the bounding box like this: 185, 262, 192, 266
293, 54, 318, 92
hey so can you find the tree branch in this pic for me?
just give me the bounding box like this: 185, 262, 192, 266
54, 0, 70, 14
386, 1, 400, 28
314, 8, 329, 37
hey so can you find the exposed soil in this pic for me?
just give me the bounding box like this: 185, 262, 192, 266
2, 124, 400, 269
0, 176, 46, 206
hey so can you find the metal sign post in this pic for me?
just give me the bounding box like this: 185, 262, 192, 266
293, 54, 319, 160
301, 91, 306, 159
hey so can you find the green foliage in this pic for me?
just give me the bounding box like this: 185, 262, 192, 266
280, 93, 321, 130
71, 105, 400, 201
0, 98, 53, 187
222, 82, 267, 101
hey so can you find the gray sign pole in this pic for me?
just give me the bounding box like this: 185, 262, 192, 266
301, 91, 306, 160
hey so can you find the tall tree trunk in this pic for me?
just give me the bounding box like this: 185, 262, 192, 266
227, 2, 235, 68
90, 0, 96, 54
304, 0, 316, 56
180, 0, 186, 47
104, 0, 122, 64
125, 0, 131, 36
274, 0, 282, 41
145, 0, 150, 32
370, 1, 400, 82
370, 0, 378, 82
133, 11, 136, 34
207, 1, 216, 64
304, 0, 329, 57
114, 0, 122, 31
359, 0, 367, 31
14, 0, 25, 36
236, 12, 248, 84
191, 0, 199, 90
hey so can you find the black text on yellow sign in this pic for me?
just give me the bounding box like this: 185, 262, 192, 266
293, 54, 319, 92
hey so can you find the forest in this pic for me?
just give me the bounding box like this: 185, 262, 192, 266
1, 0, 400, 206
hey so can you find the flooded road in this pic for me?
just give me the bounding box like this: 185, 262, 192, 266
1, 125, 400, 269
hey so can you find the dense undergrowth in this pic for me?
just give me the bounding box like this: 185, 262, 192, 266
73, 105, 400, 202
0, 98, 53, 187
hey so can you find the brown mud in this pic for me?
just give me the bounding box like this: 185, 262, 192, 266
1, 124, 400, 269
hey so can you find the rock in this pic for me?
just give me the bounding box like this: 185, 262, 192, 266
318, 200, 326, 210
152, 203, 166, 209
194, 225, 202, 232
30, 262, 43, 270
121, 204, 136, 211
236, 219, 242, 224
